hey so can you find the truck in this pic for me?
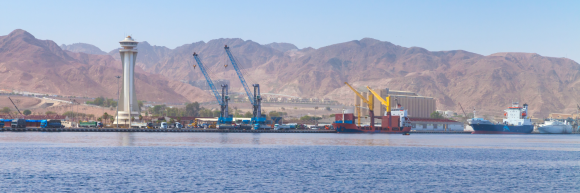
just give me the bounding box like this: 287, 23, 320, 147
11, 119, 26, 128
79, 121, 99, 128
130, 122, 147, 129
275, 124, 297, 130
160, 122, 168, 129
61, 121, 76, 128
41, 119, 64, 128
175, 122, 183, 129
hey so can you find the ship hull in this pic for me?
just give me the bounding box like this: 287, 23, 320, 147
538, 125, 572, 134
470, 124, 533, 134
333, 123, 411, 133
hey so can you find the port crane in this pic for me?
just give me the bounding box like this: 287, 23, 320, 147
8, 97, 23, 118
192, 52, 232, 126
366, 87, 391, 114
224, 45, 267, 129
366, 86, 395, 128
458, 103, 468, 117
344, 82, 374, 127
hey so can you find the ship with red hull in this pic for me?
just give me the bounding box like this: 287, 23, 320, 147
334, 122, 411, 133
332, 107, 412, 134
334, 84, 412, 134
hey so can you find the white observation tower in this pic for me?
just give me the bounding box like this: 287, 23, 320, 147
114, 36, 139, 126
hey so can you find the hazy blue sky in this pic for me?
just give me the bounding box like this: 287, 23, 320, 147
1, 0, 578, 61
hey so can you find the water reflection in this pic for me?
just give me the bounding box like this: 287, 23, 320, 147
0, 132, 578, 150
219, 133, 229, 145
118, 132, 134, 146
252, 133, 260, 145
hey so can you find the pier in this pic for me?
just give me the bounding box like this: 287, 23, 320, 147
2, 128, 576, 134
0, 128, 337, 133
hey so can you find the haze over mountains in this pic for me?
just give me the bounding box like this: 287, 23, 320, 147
13, 29, 580, 117
60, 43, 107, 55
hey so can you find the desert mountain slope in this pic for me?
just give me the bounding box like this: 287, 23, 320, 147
108, 41, 173, 72
130, 37, 580, 117
0, 29, 212, 103
2, 29, 579, 116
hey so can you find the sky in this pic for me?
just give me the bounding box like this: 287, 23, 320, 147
1, 0, 579, 62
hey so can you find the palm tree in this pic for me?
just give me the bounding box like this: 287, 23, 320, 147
102, 112, 109, 125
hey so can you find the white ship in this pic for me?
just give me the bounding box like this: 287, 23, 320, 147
538, 120, 572, 134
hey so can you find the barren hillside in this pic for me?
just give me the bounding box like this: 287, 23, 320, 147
0, 29, 212, 103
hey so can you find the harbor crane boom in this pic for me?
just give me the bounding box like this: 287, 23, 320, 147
458, 103, 468, 118
367, 86, 400, 129
224, 45, 264, 126
192, 52, 230, 124
344, 82, 374, 127
8, 97, 22, 115
366, 86, 390, 114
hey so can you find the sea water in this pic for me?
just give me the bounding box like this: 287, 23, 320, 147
0, 132, 578, 192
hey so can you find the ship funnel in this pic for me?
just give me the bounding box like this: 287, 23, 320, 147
522, 103, 529, 119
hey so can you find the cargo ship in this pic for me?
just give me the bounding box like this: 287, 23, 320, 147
333, 105, 412, 133
333, 85, 412, 133
468, 102, 533, 134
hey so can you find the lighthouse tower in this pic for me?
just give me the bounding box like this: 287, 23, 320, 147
115, 36, 139, 126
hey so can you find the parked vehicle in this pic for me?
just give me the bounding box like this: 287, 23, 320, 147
41, 119, 64, 128
275, 124, 296, 130
79, 121, 99, 128
160, 122, 168, 129
175, 122, 183, 129
0, 121, 4, 128
131, 122, 147, 129
61, 121, 76, 128
11, 119, 26, 128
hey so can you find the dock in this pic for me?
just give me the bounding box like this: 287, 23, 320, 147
0, 128, 337, 133
2, 128, 576, 134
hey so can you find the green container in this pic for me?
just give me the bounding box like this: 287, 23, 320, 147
79, 121, 97, 127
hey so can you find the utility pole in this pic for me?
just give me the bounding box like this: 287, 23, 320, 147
129, 101, 132, 129
69, 99, 73, 123
116, 76, 120, 128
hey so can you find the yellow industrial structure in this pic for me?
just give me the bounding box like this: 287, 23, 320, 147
345, 82, 374, 126
366, 86, 390, 113
353, 87, 436, 118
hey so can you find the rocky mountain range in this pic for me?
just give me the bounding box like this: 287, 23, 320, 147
2, 29, 579, 117
0, 29, 212, 103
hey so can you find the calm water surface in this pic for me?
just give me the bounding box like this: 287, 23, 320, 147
0, 132, 578, 192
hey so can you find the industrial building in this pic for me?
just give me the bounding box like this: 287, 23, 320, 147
354, 88, 436, 118
548, 113, 580, 119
